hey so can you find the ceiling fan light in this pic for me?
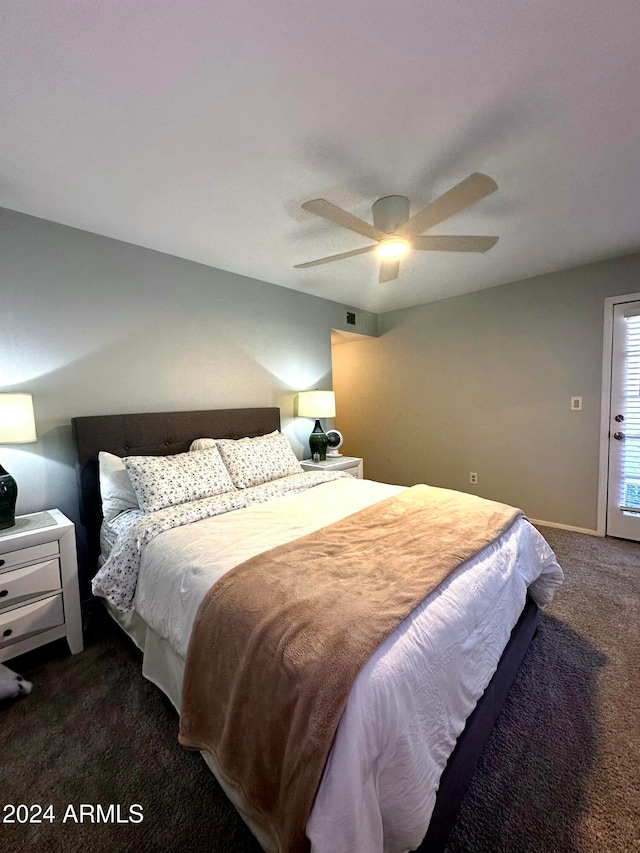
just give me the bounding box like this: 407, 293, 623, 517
376, 238, 410, 260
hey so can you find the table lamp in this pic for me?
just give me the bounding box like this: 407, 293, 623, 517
297, 390, 336, 462
0, 393, 37, 530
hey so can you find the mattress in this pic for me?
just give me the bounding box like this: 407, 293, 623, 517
99, 476, 563, 853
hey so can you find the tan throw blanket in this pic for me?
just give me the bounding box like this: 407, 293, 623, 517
178, 484, 521, 852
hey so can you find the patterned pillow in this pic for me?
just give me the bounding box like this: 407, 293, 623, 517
124, 447, 236, 513
216, 433, 302, 489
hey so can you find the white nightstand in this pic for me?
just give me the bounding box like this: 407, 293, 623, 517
300, 456, 364, 479
0, 509, 83, 663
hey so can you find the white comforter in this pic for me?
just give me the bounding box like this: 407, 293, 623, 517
126, 476, 563, 853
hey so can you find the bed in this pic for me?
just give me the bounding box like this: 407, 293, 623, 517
72, 407, 563, 853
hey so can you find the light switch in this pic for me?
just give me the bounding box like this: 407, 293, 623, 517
571, 397, 582, 411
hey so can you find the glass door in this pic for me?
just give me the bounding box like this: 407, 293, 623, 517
606, 301, 640, 540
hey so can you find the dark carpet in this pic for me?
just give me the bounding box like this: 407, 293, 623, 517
1, 527, 638, 852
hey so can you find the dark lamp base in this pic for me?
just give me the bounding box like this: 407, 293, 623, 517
0, 465, 18, 530
308, 419, 329, 462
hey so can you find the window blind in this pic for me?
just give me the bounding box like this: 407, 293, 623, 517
621, 314, 640, 512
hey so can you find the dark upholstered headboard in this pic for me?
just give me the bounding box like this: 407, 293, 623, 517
72, 407, 281, 575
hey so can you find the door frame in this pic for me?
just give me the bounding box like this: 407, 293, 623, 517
597, 290, 640, 536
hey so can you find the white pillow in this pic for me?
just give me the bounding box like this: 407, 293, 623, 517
190, 430, 280, 452
124, 447, 236, 513
216, 432, 302, 489
98, 451, 140, 522
189, 438, 217, 451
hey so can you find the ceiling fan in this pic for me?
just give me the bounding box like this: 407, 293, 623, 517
295, 172, 499, 283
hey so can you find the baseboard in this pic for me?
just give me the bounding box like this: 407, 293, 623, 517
529, 518, 600, 536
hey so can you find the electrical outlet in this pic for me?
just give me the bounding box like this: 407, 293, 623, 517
469, 472, 478, 485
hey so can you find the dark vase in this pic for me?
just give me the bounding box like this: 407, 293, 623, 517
0, 463, 18, 530
308, 419, 329, 461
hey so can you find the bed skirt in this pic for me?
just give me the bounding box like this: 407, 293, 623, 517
104, 602, 275, 850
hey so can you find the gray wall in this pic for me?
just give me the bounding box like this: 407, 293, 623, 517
333, 253, 640, 531
0, 207, 376, 535
4, 201, 638, 545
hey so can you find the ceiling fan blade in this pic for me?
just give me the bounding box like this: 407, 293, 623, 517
302, 199, 387, 242
379, 260, 400, 283
412, 235, 499, 253
294, 244, 377, 269
396, 173, 498, 239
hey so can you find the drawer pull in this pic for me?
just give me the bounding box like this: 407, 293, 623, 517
2, 628, 12, 637
0, 560, 4, 567
0, 590, 7, 598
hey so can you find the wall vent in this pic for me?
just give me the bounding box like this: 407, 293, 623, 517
346, 311, 356, 326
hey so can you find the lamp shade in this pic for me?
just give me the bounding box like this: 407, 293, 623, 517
297, 390, 336, 419
0, 393, 37, 444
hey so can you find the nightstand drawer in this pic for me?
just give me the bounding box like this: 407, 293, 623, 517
0, 540, 59, 572
0, 594, 64, 649
0, 559, 61, 609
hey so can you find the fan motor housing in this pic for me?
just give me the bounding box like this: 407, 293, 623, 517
372, 195, 410, 234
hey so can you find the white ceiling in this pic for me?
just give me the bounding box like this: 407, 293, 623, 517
2, 1, 639, 314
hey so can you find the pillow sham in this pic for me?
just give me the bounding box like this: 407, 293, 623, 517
189, 430, 280, 452
98, 451, 140, 522
216, 432, 302, 489
124, 447, 236, 513
189, 437, 217, 451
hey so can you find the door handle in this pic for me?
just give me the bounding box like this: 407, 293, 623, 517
613, 432, 625, 440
